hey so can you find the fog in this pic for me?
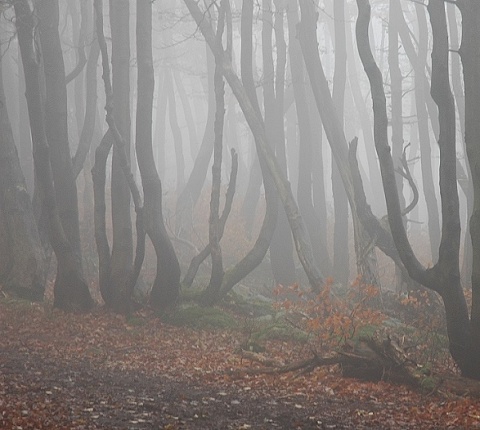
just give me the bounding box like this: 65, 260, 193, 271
0, 0, 475, 326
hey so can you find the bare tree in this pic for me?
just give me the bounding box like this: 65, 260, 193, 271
0, 49, 46, 301
136, 0, 181, 311
355, 0, 475, 377
14, 0, 93, 311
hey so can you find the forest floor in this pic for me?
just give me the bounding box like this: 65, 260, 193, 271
1, 298, 480, 430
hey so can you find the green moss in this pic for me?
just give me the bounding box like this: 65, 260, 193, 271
126, 316, 148, 327
162, 305, 238, 330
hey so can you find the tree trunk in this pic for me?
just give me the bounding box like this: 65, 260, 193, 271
298, 0, 379, 285
154, 70, 167, 180
72, 15, 100, 178
173, 69, 199, 158
165, 69, 185, 193
396, 2, 440, 263
38, 0, 83, 260
108, 0, 133, 313
287, 0, 331, 276
175, 44, 215, 235
136, 0, 180, 312
448, 2, 473, 284
355, 0, 472, 377
263, 0, 296, 287
345, 18, 383, 216
183, 0, 325, 293
0, 51, 46, 301
14, 0, 93, 311
201, 57, 226, 304
332, 0, 349, 286
458, 0, 480, 378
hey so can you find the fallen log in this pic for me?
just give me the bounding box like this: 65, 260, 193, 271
233, 334, 480, 398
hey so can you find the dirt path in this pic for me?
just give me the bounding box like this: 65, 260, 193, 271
1, 348, 373, 429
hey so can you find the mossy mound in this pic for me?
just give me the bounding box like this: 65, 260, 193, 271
162, 305, 239, 330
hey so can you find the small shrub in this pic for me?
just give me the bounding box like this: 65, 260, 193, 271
273, 277, 386, 351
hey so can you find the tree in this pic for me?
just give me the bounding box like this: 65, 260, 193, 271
458, 0, 480, 377
14, 0, 93, 311
0, 46, 46, 301
136, 0, 181, 311
263, 0, 296, 287
355, 0, 477, 378
107, 0, 133, 312
183, 0, 325, 292
331, 0, 349, 286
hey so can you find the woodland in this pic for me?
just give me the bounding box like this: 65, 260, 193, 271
1, 0, 480, 428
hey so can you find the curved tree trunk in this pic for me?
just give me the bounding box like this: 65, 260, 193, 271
14, 0, 93, 311
72, 25, 100, 178
184, 0, 325, 293
355, 0, 472, 377
287, 0, 331, 276
298, 0, 379, 285
175, 44, 215, 235
136, 0, 180, 312
396, 2, 440, 263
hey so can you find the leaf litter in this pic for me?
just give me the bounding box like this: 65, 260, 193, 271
1, 300, 480, 429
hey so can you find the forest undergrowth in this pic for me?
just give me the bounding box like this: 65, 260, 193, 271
1, 286, 480, 429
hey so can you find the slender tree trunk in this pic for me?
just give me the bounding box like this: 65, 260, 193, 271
136, 0, 180, 311
458, 0, 480, 378
331, 0, 349, 286
184, 0, 325, 293
263, 0, 296, 287
287, 0, 331, 276
165, 69, 185, 193
175, 44, 215, 235
201, 60, 226, 304
16, 47, 34, 194
173, 69, 199, 158
38, 0, 83, 259
355, 0, 471, 377
396, 2, 440, 263
14, 0, 93, 311
0, 51, 46, 301
72, 19, 100, 178
154, 70, 167, 180
298, 0, 380, 285
448, 2, 473, 284
345, 18, 383, 215
108, 0, 133, 312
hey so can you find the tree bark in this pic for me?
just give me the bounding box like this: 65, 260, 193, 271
287, 0, 331, 276
331, 0, 349, 286
355, 0, 471, 377
0, 51, 46, 301
108, 0, 133, 313
136, 0, 180, 312
458, 0, 480, 378
14, 0, 93, 311
175, 44, 215, 235
263, 0, 296, 287
38, 0, 83, 260
183, 0, 325, 293
165, 69, 185, 192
